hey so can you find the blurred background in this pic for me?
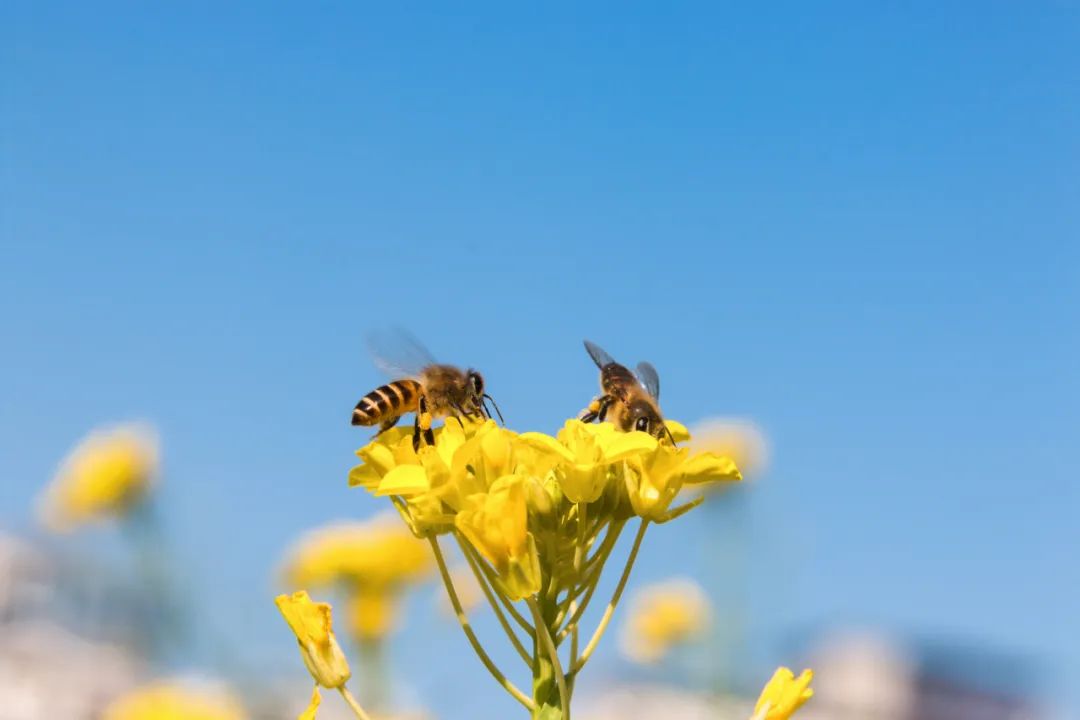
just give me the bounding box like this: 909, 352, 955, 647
2, 2, 1077, 719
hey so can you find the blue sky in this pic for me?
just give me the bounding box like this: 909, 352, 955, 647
2, 2, 1078, 717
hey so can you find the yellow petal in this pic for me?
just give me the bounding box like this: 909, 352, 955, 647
347, 463, 381, 489
375, 464, 430, 497
299, 685, 320, 720
516, 432, 576, 463
752, 667, 814, 720
356, 442, 397, 476
677, 452, 742, 484
664, 419, 691, 443
601, 431, 658, 462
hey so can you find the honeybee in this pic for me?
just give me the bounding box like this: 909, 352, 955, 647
352, 331, 503, 451
578, 340, 675, 443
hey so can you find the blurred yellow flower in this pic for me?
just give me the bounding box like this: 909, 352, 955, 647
346, 588, 396, 642
282, 516, 431, 586
620, 578, 711, 664
103, 680, 246, 720
690, 417, 768, 479
276, 590, 352, 690
38, 423, 158, 532
281, 515, 432, 642
751, 667, 814, 720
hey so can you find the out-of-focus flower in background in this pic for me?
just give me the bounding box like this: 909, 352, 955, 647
37, 424, 158, 532
102, 679, 247, 720
688, 418, 768, 481
619, 577, 712, 664
281, 515, 432, 643
750, 667, 813, 720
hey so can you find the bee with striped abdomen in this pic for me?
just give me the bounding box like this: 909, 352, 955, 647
578, 339, 674, 443
352, 331, 503, 451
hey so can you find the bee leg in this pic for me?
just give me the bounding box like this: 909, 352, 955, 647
411, 415, 422, 452
597, 396, 613, 422
579, 395, 613, 424
413, 394, 435, 451
448, 401, 469, 427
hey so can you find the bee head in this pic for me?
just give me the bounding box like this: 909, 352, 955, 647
466, 370, 504, 425
628, 399, 669, 441
466, 370, 484, 397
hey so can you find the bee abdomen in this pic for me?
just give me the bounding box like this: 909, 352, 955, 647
352, 380, 421, 426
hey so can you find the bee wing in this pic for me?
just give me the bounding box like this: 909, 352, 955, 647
366, 328, 438, 379
634, 361, 661, 401
583, 340, 616, 369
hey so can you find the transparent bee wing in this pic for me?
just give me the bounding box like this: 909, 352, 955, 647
583, 340, 616, 369
635, 361, 661, 400
366, 328, 438, 379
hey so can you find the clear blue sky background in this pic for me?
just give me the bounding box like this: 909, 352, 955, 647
2, 2, 1077, 718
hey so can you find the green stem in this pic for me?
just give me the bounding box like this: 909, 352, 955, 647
554, 521, 624, 640
457, 533, 536, 635
428, 537, 535, 711
528, 598, 570, 720
569, 520, 649, 676
456, 534, 534, 666
339, 685, 374, 720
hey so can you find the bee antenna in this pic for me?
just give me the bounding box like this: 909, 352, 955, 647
483, 394, 505, 425
663, 424, 677, 446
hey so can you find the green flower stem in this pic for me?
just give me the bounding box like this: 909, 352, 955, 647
456, 534, 534, 666
339, 685, 374, 720
569, 520, 649, 676
528, 596, 570, 720
457, 534, 535, 635
553, 521, 624, 639
357, 638, 388, 711
428, 537, 535, 712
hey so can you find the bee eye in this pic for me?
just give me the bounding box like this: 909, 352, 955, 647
635, 417, 650, 432
470, 373, 483, 394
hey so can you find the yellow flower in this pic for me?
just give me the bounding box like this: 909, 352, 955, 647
103, 680, 246, 720
454, 475, 541, 600
751, 667, 814, 720
346, 587, 397, 641
518, 420, 657, 504
283, 515, 432, 589
281, 515, 432, 643
38, 423, 158, 532
349, 418, 739, 602
623, 442, 740, 521
620, 578, 711, 664
275, 591, 351, 689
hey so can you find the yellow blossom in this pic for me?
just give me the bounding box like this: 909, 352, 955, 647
346, 588, 396, 641
276, 591, 351, 689
623, 443, 740, 521
283, 515, 431, 589
38, 423, 158, 532
751, 667, 814, 720
620, 578, 711, 664
103, 680, 246, 720
281, 515, 432, 643
455, 474, 541, 600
